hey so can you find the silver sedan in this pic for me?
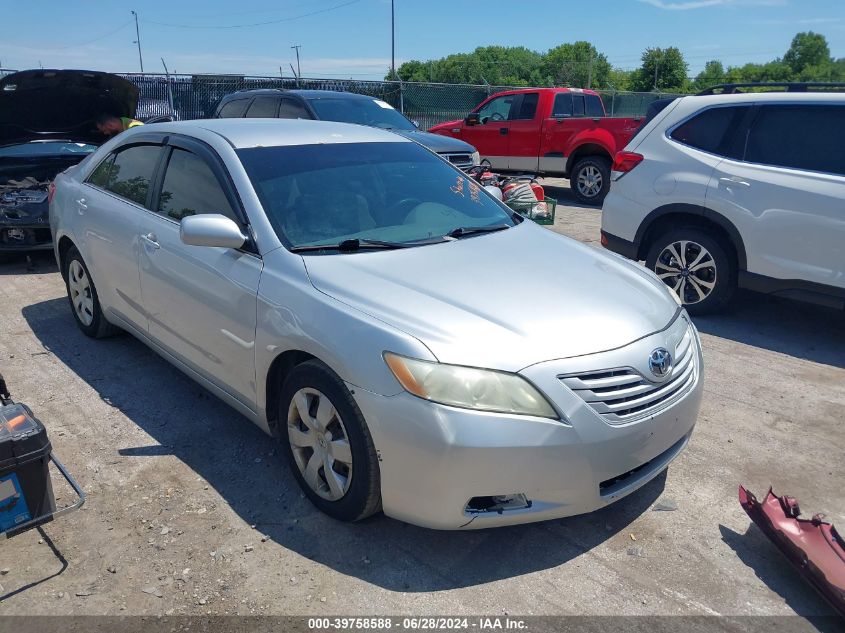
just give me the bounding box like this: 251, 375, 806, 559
50, 119, 703, 529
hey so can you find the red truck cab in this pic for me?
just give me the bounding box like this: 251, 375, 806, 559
429, 88, 642, 204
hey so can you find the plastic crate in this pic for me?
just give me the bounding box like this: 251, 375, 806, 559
507, 196, 556, 225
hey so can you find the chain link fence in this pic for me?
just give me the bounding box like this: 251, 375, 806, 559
0, 69, 685, 126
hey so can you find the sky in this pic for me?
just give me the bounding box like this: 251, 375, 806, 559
0, 0, 843, 79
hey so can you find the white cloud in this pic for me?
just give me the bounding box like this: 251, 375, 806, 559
639, 0, 785, 9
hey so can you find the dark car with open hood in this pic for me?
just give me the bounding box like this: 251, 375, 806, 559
0, 69, 138, 256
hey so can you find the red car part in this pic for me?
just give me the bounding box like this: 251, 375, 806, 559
739, 485, 845, 617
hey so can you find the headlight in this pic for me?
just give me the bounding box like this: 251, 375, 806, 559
471, 150, 481, 166
384, 353, 557, 419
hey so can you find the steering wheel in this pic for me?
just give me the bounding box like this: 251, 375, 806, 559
490, 112, 505, 122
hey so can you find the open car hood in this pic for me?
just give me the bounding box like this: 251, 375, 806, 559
0, 69, 139, 146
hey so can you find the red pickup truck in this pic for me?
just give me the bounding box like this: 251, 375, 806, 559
429, 87, 642, 205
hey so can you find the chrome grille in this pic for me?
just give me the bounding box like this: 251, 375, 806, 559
442, 152, 474, 170
559, 328, 697, 424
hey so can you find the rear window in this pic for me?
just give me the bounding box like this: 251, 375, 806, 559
245, 97, 279, 118
218, 99, 249, 118
744, 104, 845, 176
670, 106, 748, 156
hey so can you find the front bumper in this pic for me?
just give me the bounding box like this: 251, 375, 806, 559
0, 223, 53, 252
353, 315, 703, 529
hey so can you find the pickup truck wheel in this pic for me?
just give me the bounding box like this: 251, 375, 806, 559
570, 156, 611, 205
645, 228, 736, 315
62, 246, 121, 338
279, 360, 381, 522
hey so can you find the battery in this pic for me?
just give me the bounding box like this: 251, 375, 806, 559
0, 402, 55, 533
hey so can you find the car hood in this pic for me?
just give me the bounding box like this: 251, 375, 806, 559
390, 129, 475, 154
302, 221, 679, 372
0, 69, 139, 146
427, 119, 463, 135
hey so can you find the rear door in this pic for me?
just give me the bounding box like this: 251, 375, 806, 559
706, 103, 845, 289
540, 92, 580, 173
461, 93, 519, 170
137, 136, 262, 408
505, 92, 540, 172
80, 142, 164, 331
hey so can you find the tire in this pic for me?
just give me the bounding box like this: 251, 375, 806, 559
62, 246, 121, 338
279, 360, 381, 522
569, 156, 611, 206
645, 227, 736, 315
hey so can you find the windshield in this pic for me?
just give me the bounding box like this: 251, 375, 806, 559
0, 142, 97, 158
238, 142, 516, 250
308, 98, 416, 131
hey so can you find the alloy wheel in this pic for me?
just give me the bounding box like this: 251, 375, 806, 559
654, 240, 717, 305
576, 165, 603, 198
287, 387, 353, 501
68, 260, 94, 326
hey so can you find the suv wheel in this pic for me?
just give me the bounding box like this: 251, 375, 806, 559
279, 360, 381, 522
62, 246, 120, 338
570, 156, 611, 206
645, 228, 736, 315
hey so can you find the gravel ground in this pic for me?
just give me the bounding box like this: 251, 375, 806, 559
0, 179, 843, 620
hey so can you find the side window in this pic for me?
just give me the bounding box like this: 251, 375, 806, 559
158, 148, 239, 223
104, 145, 161, 208
218, 99, 249, 118
512, 93, 539, 120
586, 95, 604, 117
87, 154, 116, 188
552, 93, 573, 118
572, 95, 586, 117
245, 97, 279, 118
477, 95, 517, 124
670, 106, 749, 156
744, 105, 845, 176
278, 98, 311, 119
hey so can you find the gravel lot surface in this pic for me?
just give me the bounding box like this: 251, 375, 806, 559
0, 179, 842, 621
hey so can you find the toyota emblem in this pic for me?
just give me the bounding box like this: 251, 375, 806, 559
648, 348, 672, 378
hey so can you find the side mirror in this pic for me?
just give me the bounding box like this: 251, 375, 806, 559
465, 112, 480, 126
180, 214, 246, 249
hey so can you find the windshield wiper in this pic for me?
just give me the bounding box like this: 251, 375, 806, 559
446, 224, 511, 239
290, 238, 412, 253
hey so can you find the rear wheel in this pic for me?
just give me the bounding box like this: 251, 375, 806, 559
570, 156, 611, 205
62, 246, 120, 338
279, 360, 381, 522
645, 228, 736, 315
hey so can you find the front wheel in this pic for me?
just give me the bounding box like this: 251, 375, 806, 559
570, 156, 611, 206
279, 360, 381, 522
645, 228, 736, 315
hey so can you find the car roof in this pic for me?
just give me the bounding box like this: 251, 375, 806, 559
223, 88, 379, 102
140, 118, 412, 149
678, 91, 845, 106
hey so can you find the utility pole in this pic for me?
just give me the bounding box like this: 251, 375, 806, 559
587, 51, 594, 89
653, 54, 660, 91
291, 45, 301, 80
131, 10, 144, 73
391, 0, 396, 80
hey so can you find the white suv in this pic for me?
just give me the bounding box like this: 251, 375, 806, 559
601, 91, 845, 314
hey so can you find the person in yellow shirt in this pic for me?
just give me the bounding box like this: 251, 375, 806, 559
96, 114, 143, 138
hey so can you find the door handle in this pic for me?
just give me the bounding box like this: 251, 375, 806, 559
76, 198, 87, 214
499, 127, 509, 135
141, 232, 160, 249
719, 177, 750, 188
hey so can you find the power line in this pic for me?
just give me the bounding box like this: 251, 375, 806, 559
143, 0, 361, 29
50, 19, 133, 50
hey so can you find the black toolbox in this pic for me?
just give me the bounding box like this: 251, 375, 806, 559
0, 372, 84, 538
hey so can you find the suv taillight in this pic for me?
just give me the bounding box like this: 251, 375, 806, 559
612, 151, 644, 173
47, 182, 56, 204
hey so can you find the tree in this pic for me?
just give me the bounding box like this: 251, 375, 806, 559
607, 68, 633, 91
542, 41, 611, 88
693, 60, 726, 91
629, 47, 689, 92
784, 31, 832, 75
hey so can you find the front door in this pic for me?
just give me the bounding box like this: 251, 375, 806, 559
138, 140, 262, 408
461, 93, 519, 171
